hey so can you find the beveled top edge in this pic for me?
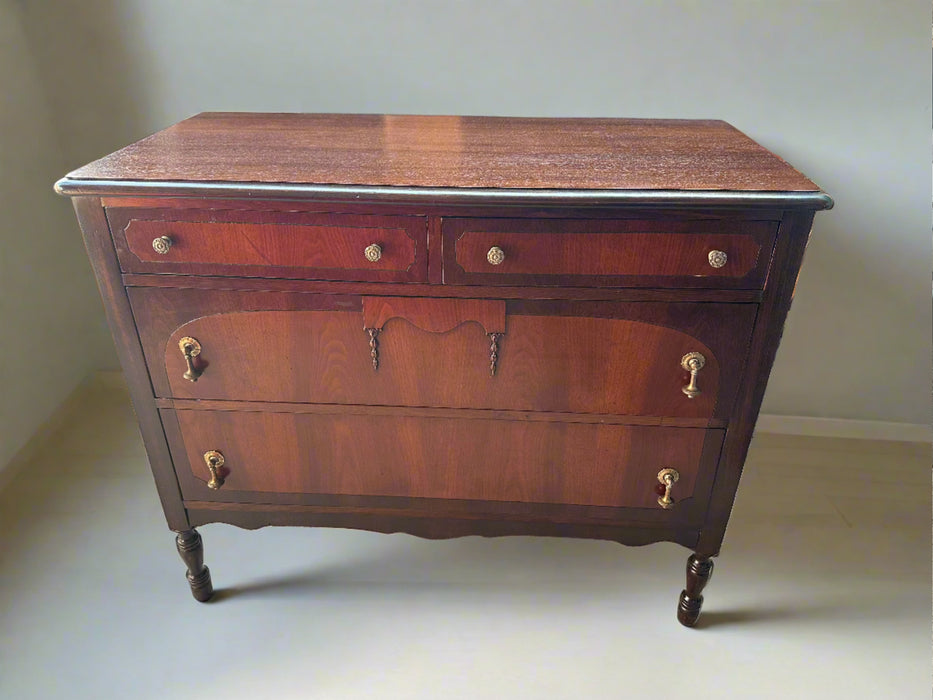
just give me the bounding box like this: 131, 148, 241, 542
54, 177, 834, 210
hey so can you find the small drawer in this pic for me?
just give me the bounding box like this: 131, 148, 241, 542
442, 217, 776, 288
107, 207, 427, 282
165, 406, 723, 513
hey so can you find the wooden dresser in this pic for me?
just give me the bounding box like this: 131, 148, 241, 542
57, 113, 831, 626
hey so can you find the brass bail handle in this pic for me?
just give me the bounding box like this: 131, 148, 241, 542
656, 468, 680, 509
179, 337, 203, 382
203, 450, 225, 490
680, 352, 706, 399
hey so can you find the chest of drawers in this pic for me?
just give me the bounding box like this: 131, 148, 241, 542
57, 114, 831, 626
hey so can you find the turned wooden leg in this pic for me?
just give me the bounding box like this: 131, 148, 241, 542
175, 528, 214, 602
677, 554, 713, 627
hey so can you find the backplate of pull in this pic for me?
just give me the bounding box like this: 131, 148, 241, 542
203, 450, 225, 490
179, 337, 203, 382
656, 468, 680, 509
361, 297, 506, 375
680, 351, 706, 399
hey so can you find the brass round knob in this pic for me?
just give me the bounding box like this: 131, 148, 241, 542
708, 250, 727, 268
152, 235, 173, 255
364, 243, 382, 263
487, 246, 505, 266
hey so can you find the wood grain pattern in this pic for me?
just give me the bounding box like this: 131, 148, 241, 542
695, 210, 817, 557
57, 114, 831, 615
362, 296, 505, 334
156, 398, 726, 429
70, 197, 189, 530
63, 113, 824, 193
168, 407, 717, 509
122, 273, 765, 303
109, 207, 427, 282
445, 217, 775, 288
128, 289, 755, 420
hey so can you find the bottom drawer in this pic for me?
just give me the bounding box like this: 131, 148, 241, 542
165, 407, 723, 512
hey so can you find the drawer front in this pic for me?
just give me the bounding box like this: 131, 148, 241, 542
167, 407, 722, 511
131, 289, 756, 421
107, 208, 427, 282
443, 217, 776, 288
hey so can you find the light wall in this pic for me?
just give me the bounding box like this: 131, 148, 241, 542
13, 0, 933, 427
0, 1, 113, 472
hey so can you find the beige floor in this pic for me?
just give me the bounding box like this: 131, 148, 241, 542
0, 380, 929, 699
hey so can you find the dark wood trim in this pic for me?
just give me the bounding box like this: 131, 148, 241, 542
57, 177, 833, 210
121, 273, 764, 303
185, 501, 701, 549
71, 197, 189, 530
696, 209, 816, 557
427, 216, 443, 284
157, 398, 727, 429
99, 196, 791, 224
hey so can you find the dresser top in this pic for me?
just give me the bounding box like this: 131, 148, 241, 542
57, 113, 831, 208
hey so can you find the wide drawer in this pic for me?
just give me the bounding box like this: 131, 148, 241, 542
442, 217, 776, 288
107, 207, 428, 282
165, 406, 723, 512
131, 289, 756, 422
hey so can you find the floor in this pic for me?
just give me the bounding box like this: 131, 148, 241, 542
0, 380, 929, 699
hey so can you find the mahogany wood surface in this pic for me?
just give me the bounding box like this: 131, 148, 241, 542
156, 398, 724, 429
63, 113, 823, 194
109, 207, 427, 282
175, 529, 213, 602
123, 273, 765, 303
70, 197, 188, 530
167, 406, 714, 509
58, 114, 831, 623
695, 210, 816, 558
678, 554, 714, 627
101, 195, 790, 222
361, 297, 506, 334
444, 217, 776, 288
128, 288, 755, 421
184, 503, 701, 549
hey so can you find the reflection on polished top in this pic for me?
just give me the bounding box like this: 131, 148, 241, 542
60, 112, 825, 195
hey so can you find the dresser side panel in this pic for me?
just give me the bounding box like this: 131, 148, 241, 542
697, 209, 816, 556
71, 196, 188, 530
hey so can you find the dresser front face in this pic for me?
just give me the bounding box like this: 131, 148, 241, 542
67, 184, 818, 555
106, 202, 783, 547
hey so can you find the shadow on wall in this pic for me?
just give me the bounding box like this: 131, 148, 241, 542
21, 0, 153, 170
18, 0, 157, 373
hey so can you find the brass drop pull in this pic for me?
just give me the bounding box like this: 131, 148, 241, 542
656, 468, 680, 509
680, 352, 706, 399
364, 243, 382, 263
179, 337, 203, 382
365, 327, 380, 370
488, 332, 503, 376
486, 246, 505, 265
152, 235, 173, 255
707, 250, 727, 268
203, 451, 225, 490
